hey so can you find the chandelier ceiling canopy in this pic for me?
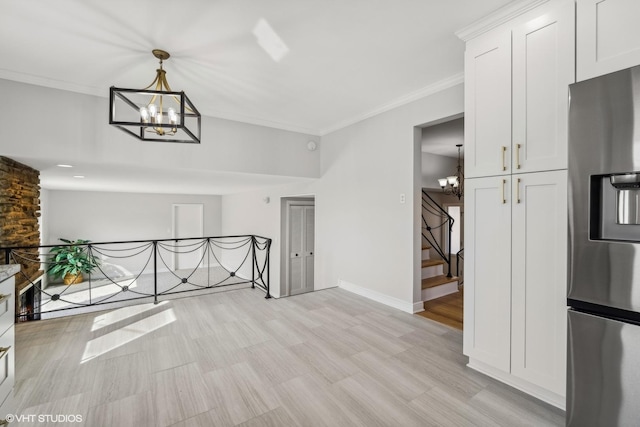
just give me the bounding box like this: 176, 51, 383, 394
109, 49, 201, 144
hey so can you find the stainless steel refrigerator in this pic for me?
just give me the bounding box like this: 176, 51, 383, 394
568, 64, 640, 426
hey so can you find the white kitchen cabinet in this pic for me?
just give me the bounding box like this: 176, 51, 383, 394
0, 269, 16, 425
463, 176, 512, 372
511, 170, 567, 397
464, 32, 512, 178
577, 0, 640, 82
461, 0, 573, 409
464, 171, 567, 408
512, 6, 574, 174
464, 0, 574, 178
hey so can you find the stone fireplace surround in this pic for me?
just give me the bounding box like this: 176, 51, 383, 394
0, 157, 42, 321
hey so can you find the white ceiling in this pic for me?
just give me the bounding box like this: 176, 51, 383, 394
0, 0, 512, 194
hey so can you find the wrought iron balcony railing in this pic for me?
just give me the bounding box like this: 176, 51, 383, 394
2, 235, 271, 321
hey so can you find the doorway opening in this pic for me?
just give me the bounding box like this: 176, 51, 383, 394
416, 115, 464, 330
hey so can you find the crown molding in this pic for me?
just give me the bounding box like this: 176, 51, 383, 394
320, 72, 464, 136
195, 108, 321, 136
0, 69, 105, 97
455, 0, 550, 42
1, 67, 464, 138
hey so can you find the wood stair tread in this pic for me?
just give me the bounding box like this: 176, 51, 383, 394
422, 245, 431, 250
419, 286, 464, 330
421, 259, 445, 268
422, 274, 459, 289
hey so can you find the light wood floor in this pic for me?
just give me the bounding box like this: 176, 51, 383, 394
14, 287, 563, 426
418, 286, 464, 330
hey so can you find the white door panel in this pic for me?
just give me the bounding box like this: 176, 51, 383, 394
287, 202, 314, 296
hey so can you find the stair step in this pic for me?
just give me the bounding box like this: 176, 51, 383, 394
422, 275, 459, 290
422, 244, 432, 250
421, 275, 460, 302
422, 259, 444, 268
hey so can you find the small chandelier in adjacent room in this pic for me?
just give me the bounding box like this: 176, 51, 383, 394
109, 49, 201, 144
438, 144, 464, 199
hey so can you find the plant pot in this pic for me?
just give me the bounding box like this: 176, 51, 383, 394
63, 273, 83, 285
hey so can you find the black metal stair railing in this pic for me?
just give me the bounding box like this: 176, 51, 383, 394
421, 189, 454, 278
456, 248, 464, 282
2, 234, 271, 322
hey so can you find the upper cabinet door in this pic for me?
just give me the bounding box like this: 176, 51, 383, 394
512, 1, 575, 174
465, 32, 512, 178
577, 0, 640, 81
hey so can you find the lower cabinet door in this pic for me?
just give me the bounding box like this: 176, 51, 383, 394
0, 326, 14, 415
0, 277, 15, 338
463, 176, 512, 371
511, 170, 567, 396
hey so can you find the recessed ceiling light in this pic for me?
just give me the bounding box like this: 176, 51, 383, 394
73, 175, 85, 179
57, 164, 73, 168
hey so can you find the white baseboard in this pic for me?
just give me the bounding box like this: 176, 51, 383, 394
467, 358, 566, 410
338, 279, 417, 314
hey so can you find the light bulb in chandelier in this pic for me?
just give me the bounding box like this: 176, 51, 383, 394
168, 107, 177, 125
139, 107, 150, 123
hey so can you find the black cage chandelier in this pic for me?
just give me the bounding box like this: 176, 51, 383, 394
109, 49, 201, 144
438, 144, 464, 199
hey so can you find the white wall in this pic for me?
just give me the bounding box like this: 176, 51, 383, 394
0, 79, 321, 179
12, 78, 464, 312
318, 84, 464, 311
39, 189, 50, 247
221, 181, 317, 298
46, 190, 222, 243
222, 84, 464, 311
45, 190, 222, 278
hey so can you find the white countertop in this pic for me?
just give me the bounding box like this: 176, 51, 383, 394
0, 265, 20, 283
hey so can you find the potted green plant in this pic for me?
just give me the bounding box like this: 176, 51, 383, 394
47, 239, 100, 285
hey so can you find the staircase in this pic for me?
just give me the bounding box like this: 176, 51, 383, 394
421, 244, 459, 301
420, 187, 462, 303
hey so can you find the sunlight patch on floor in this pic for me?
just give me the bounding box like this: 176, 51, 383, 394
91, 301, 168, 332
81, 308, 176, 363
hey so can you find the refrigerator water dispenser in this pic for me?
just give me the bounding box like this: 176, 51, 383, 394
590, 173, 640, 241
611, 174, 640, 225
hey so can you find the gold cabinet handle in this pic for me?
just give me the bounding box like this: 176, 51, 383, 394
0, 346, 11, 360
0, 294, 11, 305
501, 146, 507, 171
501, 179, 507, 204
516, 178, 521, 203
516, 143, 521, 169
